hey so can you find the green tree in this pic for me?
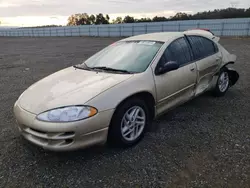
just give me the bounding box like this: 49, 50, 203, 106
135, 18, 151, 23
67, 7, 250, 26
105, 14, 110, 23
152, 16, 168, 22
89, 14, 96, 24
190, 7, 250, 20
95, 13, 109, 24
67, 13, 90, 25
246, 8, 250, 16
123, 16, 135, 23
78, 13, 90, 25
67, 15, 77, 25
112, 17, 123, 24
170, 12, 191, 20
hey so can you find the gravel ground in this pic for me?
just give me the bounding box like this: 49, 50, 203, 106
0, 37, 249, 188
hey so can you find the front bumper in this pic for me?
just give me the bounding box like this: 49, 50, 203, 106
13, 102, 115, 151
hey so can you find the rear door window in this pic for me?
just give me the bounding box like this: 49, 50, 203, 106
187, 36, 218, 60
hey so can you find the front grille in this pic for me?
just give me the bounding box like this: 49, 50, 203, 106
19, 124, 75, 147
29, 134, 74, 146
29, 128, 46, 134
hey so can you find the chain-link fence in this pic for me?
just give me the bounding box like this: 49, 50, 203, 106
1, 18, 250, 37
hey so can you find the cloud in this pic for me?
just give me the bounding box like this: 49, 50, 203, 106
0, 3, 19, 7
0, 0, 249, 26
1, 0, 248, 17
1, 16, 68, 26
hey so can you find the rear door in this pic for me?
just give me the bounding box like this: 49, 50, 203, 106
186, 35, 221, 95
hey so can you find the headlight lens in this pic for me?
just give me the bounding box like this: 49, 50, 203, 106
36, 106, 97, 122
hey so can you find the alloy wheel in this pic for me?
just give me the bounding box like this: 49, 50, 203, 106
218, 71, 229, 92
121, 106, 146, 142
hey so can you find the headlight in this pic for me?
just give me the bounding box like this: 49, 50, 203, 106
36, 106, 97, 122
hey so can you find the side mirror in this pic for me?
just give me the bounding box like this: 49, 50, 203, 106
156, 61, 179, 75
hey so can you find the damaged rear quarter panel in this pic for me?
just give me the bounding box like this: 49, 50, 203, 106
217, 43, 239, 86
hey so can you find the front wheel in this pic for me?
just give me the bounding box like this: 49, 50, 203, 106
213, 69, 230, 97
108, 98, 150, 147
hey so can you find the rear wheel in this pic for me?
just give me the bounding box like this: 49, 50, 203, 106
108, 98, 150, 147
213, 68, 230, 97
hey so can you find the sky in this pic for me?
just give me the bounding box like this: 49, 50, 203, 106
0, 0, 250, 26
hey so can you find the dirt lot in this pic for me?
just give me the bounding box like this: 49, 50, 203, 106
0, 37, 249, 188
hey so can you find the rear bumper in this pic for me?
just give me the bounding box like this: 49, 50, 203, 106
14, 102, 114, 151
227, 68, 239, 86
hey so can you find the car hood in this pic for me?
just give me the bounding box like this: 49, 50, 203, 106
18, 67, 133, 114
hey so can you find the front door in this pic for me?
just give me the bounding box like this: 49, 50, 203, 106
153, 37, 197, 115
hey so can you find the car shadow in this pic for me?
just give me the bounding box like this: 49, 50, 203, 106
148, 91, 213, 133
21, 136, 134, 163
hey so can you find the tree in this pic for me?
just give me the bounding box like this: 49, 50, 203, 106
136, 18, 151, 23
152, 16, 168, 22
67, 13, 90, 26
77, 13, 90, 25
123, 16, 135, 23
67, 7, 250, 26
67, 15, 78, 26
89, 14, 96, 25
170, 12, 191, 20
246, 7, 250, 16
112, 17, 123, 24
190, 7, 250, 20
105, 14, 110, 23
67, 13, 110, 25
95, 13, 109, 24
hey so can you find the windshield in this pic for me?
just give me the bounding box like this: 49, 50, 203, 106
80, 41, 163, 73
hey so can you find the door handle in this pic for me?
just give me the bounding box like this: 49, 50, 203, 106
190, 67, 195, 71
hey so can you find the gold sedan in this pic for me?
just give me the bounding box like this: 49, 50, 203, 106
14, 30, 239, 151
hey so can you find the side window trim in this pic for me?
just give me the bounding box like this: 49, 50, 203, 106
183, 35, 194, 65
184, 34, 195, 61
186, 35, 219, 62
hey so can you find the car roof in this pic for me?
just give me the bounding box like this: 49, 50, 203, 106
122, 32, 182, 42
122, 30, 216, 42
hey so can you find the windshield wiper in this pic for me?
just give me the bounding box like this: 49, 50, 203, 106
91, 66, 133, 74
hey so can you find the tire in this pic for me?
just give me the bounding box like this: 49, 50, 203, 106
213, 68, 230, 97
108, 98, 150, 147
